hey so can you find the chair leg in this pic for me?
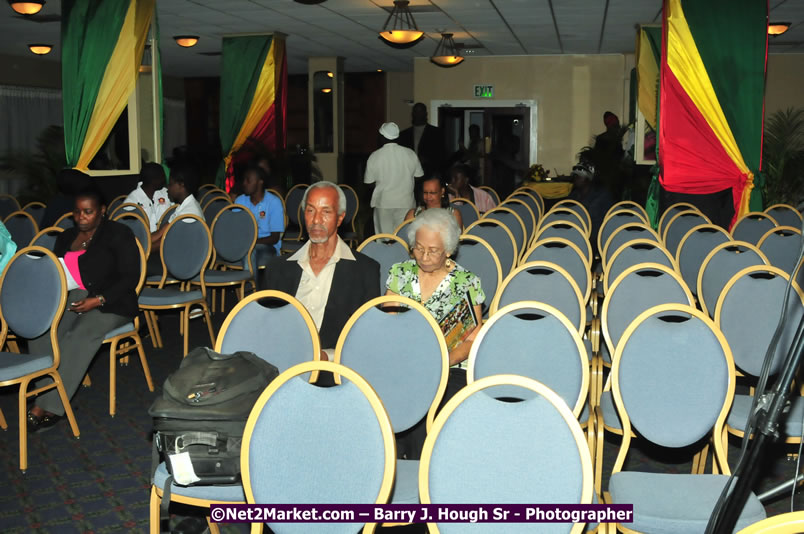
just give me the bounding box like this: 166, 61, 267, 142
143, 310, 157, 348
594, 411, 605, 497
17, 382, 28, 472
53, 373, 80, 440
220, 286, 226, 314
0, 406, 7, 430
82, 374, 92, 387
208, 520, 221, 534
183, 305, 190, 357
150, 311, 164, 348
6, 339, 19, 353
149, 486, 161, 534
136, 335, 155, 392
202, 302, 216, 348
109, 339, 118, 416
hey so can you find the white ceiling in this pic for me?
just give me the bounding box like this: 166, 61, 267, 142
1, 0, 803, 77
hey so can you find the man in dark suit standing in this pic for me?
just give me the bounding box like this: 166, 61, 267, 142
398, 102, 445, 175
263, 181, 380, 359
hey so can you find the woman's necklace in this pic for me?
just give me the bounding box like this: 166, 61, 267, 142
80, 233, 94, 249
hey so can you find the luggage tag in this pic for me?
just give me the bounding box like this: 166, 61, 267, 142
169, 451, 201, 485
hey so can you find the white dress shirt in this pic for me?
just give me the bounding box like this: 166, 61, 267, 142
169, 194, 204, 223
124, 183, 173, 231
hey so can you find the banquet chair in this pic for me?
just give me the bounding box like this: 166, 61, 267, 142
542, 207, 590, 238
464, 218, 518, 275
454, 235, 502, 318
393, 217, 414, 238
764, 203, 803, 229
597, 211, 647, 263
662, 209, 710, 258
600, 222, 660, 269
197, 183, 218, 194
197, 188, 229, 207
54, 212, 75, 230
522, 237, 591, 304
675, 223, 731, 292
731, 211, 778, 245
356, 234, 410, 295
500, 197, 536, 243
339, 184, 360, 247
0, 194, 21, 219
512, 186, 544, 216
106, 195, 127, 215
335, 296, 448, 508
241, 361, 396, 534
137, 215, 215, 356
109, 202, 149, 226
21, 201, 46, 228
202, 197, 231, 226
3, 210, 38, 247
420, 374, 594, 534
508, 191, 542, 223
449, 198, 480, 228
478, 185, 501, 206
0, 246, 80, 471
30, 226, 63, 251
157, 204, 178, 229
605, 200, 649, 222
484, 206, 527, 258
553, 198, 592, 236
697, 241, 768, 317
604, 304, 766, 533
602, 239, 677, 294
657, 202, 701, 240
533, 220, 592, 266
112, 211, 152, 259
757, 226, 802, 275
282, 184, 308, 249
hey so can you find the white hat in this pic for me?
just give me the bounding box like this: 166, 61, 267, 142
379, 122, 400, 140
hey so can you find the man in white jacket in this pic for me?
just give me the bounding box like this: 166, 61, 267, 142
123, 162, 172, 231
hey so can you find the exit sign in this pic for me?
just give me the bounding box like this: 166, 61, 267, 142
474, 85, 494, 98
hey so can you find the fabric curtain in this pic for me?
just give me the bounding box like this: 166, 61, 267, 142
636, 26, 661, 130
164, 98, 187, 159
0, 86, 62, 154
659, 0, 768, 226
61, 0, 130, 167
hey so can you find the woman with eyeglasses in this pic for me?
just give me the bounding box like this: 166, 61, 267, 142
403, 172, 463, 229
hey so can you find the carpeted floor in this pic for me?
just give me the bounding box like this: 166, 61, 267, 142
0, 292, 802, 533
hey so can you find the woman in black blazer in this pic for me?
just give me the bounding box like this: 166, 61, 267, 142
28, 187, 140, 432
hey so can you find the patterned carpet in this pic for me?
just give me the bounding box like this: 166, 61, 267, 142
0, 294, 801, 533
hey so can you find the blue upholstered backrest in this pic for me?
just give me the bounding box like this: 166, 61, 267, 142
212, 207, 255, 264
159, 205, 177, 228
525, 242, 588, 297
339, 305, 444, 433
31, 230, 60, 251
220, 298, 316, 372
203, 198, 229, 225
455, 239, 499, 317
499, 266, 581, 330
359, 239, 411, 295
665, 212, 709, 258
659, 205, 686, 238
733, 215, 777, 245
485, 211, 525, 254
559, 202, 590, 231
107, 197, 125, 214
340, 186, 357, 226
718, 270, 803, 377
427, 387, 584, 534
1, 251, 63, 339
162, 216, 210, 280
5, 213, 36, 248
606, 269, 690, 349
23, 204, 45, 227
766, 206, 802, 229
473, 308, 584, 408
538, 224, 588, 260
467, 222, 515, 275
759, 229, 801, 275
600, 212, 645, 253
451, 201, 478, 227
617, 311, 730, 447
505, 202, 534, 240
116, 216, 150, 254
700, 244, 765, 317
677, 227, 730, 291
510, 193, 542, 221
604, 226, 658, 263
56, 215, 75, 229
247, 377, 387, 534
607, 244, 674, 288
542, 210, 586, 235
285, 186, 306, 226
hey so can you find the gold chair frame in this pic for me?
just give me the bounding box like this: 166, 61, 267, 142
695, 240, 768, 317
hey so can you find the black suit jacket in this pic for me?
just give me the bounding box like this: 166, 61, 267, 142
263, 248, 381, 349
398, 124, 445, 174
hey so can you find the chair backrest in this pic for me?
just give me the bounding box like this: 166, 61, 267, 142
675, 223, 731, 292
356, 234, 410, 295
106, 195, 127, 215
764, 204, 803, 229
203, 197, 230, 225
158, 204, 178, 228
241, 361, 395, 534
198, 188, 229, 207
216, 290, 321, 378
758, 226, 802, 275
657, 202, 700, 240
601, 222, 660, 268
197, 183, 218, 194
553, 199, 592, 233
697, 240, 768, 317
468, 301, 588, 416
508, 191, 542, 223
513, 186, 545, 216
22, 201, 46, 228
0, 194, 21, 219
602, 263, 694, 355
533, 220, 592, 265
483, 207, 526, 257
450, 198, 479, 228
265, 189, 287, 227
715, 265, 804, 377
479, 185, 502, 206
542, 207, 589, 237
731, 212, 778, 245
662, 209, 710, 257
464, 218, 518, 275
3, 210, 38, 247
605, 200, 649, 221
598, 210, 649, 259
159, 215, 211, 284
394, 217, 414, 238
492, 260, 585, 333
54, 212, 75, 230
454, 235, 502, 318
335, 295, 448, 433
285, 184, 308, 227
30, 226, 64, 251
611, 304, 734, 473
0, 246, 66, 343
500, 198, 537, 243
523, 238, 590, 303
420, 374, 593, 534
604, 239, 677, 293
735, 511, 804, 534
210, 205, 257, 272
109, 202, 149, 226
112, 211, 151, 260
339, 184, 359, 233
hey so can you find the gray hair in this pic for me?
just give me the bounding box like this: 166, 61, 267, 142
407, 208, 460, 255
301, 181, 347, 215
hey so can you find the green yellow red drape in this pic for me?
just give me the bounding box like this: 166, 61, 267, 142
217, 35, 287, 190
657, 0, 767, 227
62, 0, 154, 171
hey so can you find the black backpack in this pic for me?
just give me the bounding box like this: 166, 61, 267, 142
149, 347, 279, 491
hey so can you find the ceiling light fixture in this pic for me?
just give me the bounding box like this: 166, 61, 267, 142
431, 33, 464, 67
377, 69, 384, 73
379, 1, 423, 46
174, 35, 199, 48
321, 88, 332, 94
327, 71, 334, 78
293, 0, 327, 4
28, 43, 51, 55
768, 22, 791, 36
8, 0, 44, 15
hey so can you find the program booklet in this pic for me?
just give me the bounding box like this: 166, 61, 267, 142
439, 292, 479, 351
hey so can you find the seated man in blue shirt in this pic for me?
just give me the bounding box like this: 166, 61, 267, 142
235, 165, 284, 265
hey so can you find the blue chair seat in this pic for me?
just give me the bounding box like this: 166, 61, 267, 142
104, 322, 136, 339
194, 270, 253, 284
728, 394, 804, 436
609, 472, 765, 533
390, 459, 419, 505
147, 274, 178, 283
0, 352, 54, 380
139, 288, 204, 306
152, 462, 245, 502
